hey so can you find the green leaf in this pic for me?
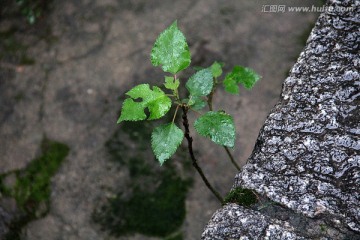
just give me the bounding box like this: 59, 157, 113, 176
151, 123, 184, 165
223, 66, 261, 94
194, 111, 235, 147
188, 96, 206, 110
185, 68, 213, 96
150, 21, 191, 74
210, 61, 223, 78
164, 76, 180, 91
223, 75, 239, 94
117, 84, 171, 123
118, 98, 147, 122
235, 66, 261, 89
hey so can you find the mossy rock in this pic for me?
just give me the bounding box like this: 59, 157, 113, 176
224, 187, 258, 207
95, 119, 193, 238
0, 138, 70, 239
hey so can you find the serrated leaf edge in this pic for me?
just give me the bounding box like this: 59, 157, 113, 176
194, 111, 235, 148
150, 20, 191, 74
118, 84, 171, 123
151, 123, 184, 165
186, 68, 214, 97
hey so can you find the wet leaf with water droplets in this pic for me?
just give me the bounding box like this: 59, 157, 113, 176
150, 21, 191, 74
210, 61, 223, 78
188, 96, 206, 110
194, 111, 235, 147
186, 68, 213, 96
223, 66, 261, 94
118, 84, 171, 123
151, 123, 184, 165
164, 76, 180, 91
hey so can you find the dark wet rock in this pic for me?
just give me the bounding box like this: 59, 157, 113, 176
204, 0, 360, 239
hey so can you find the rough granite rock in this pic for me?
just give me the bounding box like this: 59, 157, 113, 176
203, 0, 359, 239
202, 204, 306, 240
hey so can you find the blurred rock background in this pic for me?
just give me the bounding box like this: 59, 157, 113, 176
0, 0, 322, 239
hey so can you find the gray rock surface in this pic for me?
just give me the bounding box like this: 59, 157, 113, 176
0, 206, 15, 238
204, 0, 360, 239
0, 198, 22, 239
202, 204, 306, 240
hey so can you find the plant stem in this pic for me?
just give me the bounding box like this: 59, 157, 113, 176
181, 106, 224, 203
224, 146, 240, 171
207, 82, 240, 171
207, 92, 214, 112
172, 105, 180, 123
173, 74, 180, 101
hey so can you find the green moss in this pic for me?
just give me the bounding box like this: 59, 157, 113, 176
104, 121, 152, 164
95, 119, 193, 238
94, 171, 191, 237
224, 187, 258, 207
320, 224, 328, 232
13, 139, 69, 213
15, 0, 51, 24
122, 120, 152, 143
19, 54, 36, 65
128, 157, 152, 177
3, 38, 26, 53
0, 138, 69, 239
14, 92, 25, 102
0, 28, 36, 66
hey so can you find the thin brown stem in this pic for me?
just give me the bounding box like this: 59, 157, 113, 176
173, 74, 180, 101
207, 78, 241, 171
172, 105, 180, 123
181, 106, 224, 203
224, 146, 240, 171
207, 93, 214, 111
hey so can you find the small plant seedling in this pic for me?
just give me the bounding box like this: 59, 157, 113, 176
117, 21, 260, 203
16, 0, 46, 24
